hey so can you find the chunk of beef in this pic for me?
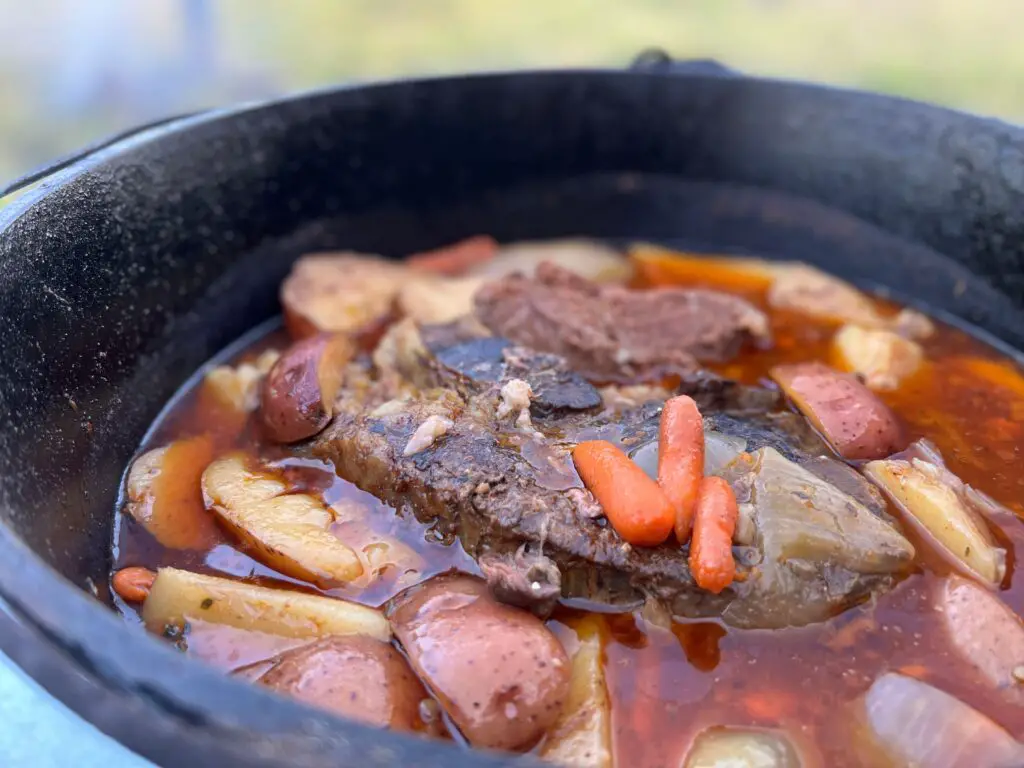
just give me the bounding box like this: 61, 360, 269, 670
473, 263, 770, 381
374, 319, 603, 420
314, 382, 913, 628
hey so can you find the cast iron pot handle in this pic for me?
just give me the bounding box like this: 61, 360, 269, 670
0, 110, 202, 199
631, 48, 738, 78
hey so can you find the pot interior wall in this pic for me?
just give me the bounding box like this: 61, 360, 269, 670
1, 71, 1023, 603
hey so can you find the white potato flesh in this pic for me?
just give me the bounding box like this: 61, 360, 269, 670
860, 673, 1024, 768
397, 275, 485, 324
203, 350, 281, 412
142, 567, 390, 641
865, 458, 1006, 585
475, 240, 632, 284
541, 617, 612, 768
202, 454, 363, 587
938, 576, 1024, 703
684, 727, 803, 768
768, 264, 887, 328
833, 324, 923, 390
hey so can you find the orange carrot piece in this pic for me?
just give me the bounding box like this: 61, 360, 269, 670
572, 440, 675, 547
689, 476, 738, 593
407, 235, 498, 276
658, 395, 705, 543
112, 566, 156, 603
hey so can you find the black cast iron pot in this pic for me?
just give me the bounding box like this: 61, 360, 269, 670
2, 55, 1024, 767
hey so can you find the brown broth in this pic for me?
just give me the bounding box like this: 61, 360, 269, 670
112, 258, 1024, 767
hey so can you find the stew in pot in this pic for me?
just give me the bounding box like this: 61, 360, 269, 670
110, 240, 1024, 767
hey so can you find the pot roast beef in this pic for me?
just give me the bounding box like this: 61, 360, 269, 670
314, 323, 914, 628
472, 263, 771, 381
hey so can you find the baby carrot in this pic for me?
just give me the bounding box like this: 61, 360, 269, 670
573, 440, 675, 547
658, 395, 705, 543
689, 476, 738, 593
112, 566, 157, 603
407, 235, 498, 276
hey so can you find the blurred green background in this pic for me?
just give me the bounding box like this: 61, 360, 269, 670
2, 0, 1022, 184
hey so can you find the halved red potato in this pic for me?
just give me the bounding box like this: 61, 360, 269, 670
937, 577, 1024, 701
260, 334, 354, 443
202, 454, 363, 587
142, 567, 389, 640
258, 636, 432, 732
125, 437, 220, 550
770, 362, 905, 460
389, 575, 570, 751
280, 253, 406, 340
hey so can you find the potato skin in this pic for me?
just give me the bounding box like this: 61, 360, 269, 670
771, 361, 904, 460
388, 575, 570, 751
259, 636, 429, 731
260, 335, 351, 443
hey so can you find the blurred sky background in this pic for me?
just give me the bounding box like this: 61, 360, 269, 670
1, 0, 1023, 184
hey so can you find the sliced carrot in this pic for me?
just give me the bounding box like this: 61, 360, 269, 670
112, 566, 156, 603
406, 235, 498, 276
658, 395, 705, 543
689, 476, 738, 593
572, 440, 675, 547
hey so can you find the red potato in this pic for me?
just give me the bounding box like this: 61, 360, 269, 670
388, 575, 570, 751
260, 334, 354, 443
280, 253, 406, 340
770, 362, 905, 460
937, 577, 1024, 703
258, 636, 432, 732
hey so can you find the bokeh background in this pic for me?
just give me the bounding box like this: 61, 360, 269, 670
2, 0, 1022, 184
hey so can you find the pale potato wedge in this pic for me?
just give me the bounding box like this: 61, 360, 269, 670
864, 458, 1006, 585
142, 567, 390, 641
833, 324, 923, 391
125, 439, 221, 550
397, 275, 485, 324
204, 349, 281, 413
202, 454, 363, 587
541, 617, 612, 768
480, 239, 632, 284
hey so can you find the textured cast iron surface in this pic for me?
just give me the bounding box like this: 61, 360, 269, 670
1, 69, 1024, 767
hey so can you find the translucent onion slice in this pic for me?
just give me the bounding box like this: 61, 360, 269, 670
860, 673, 1024, 768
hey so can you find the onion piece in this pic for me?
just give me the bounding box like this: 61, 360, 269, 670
864, 456, 1006, 586
629, 432, 746, 483
704, 432, 748, 476
859, 673, 1024, 768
